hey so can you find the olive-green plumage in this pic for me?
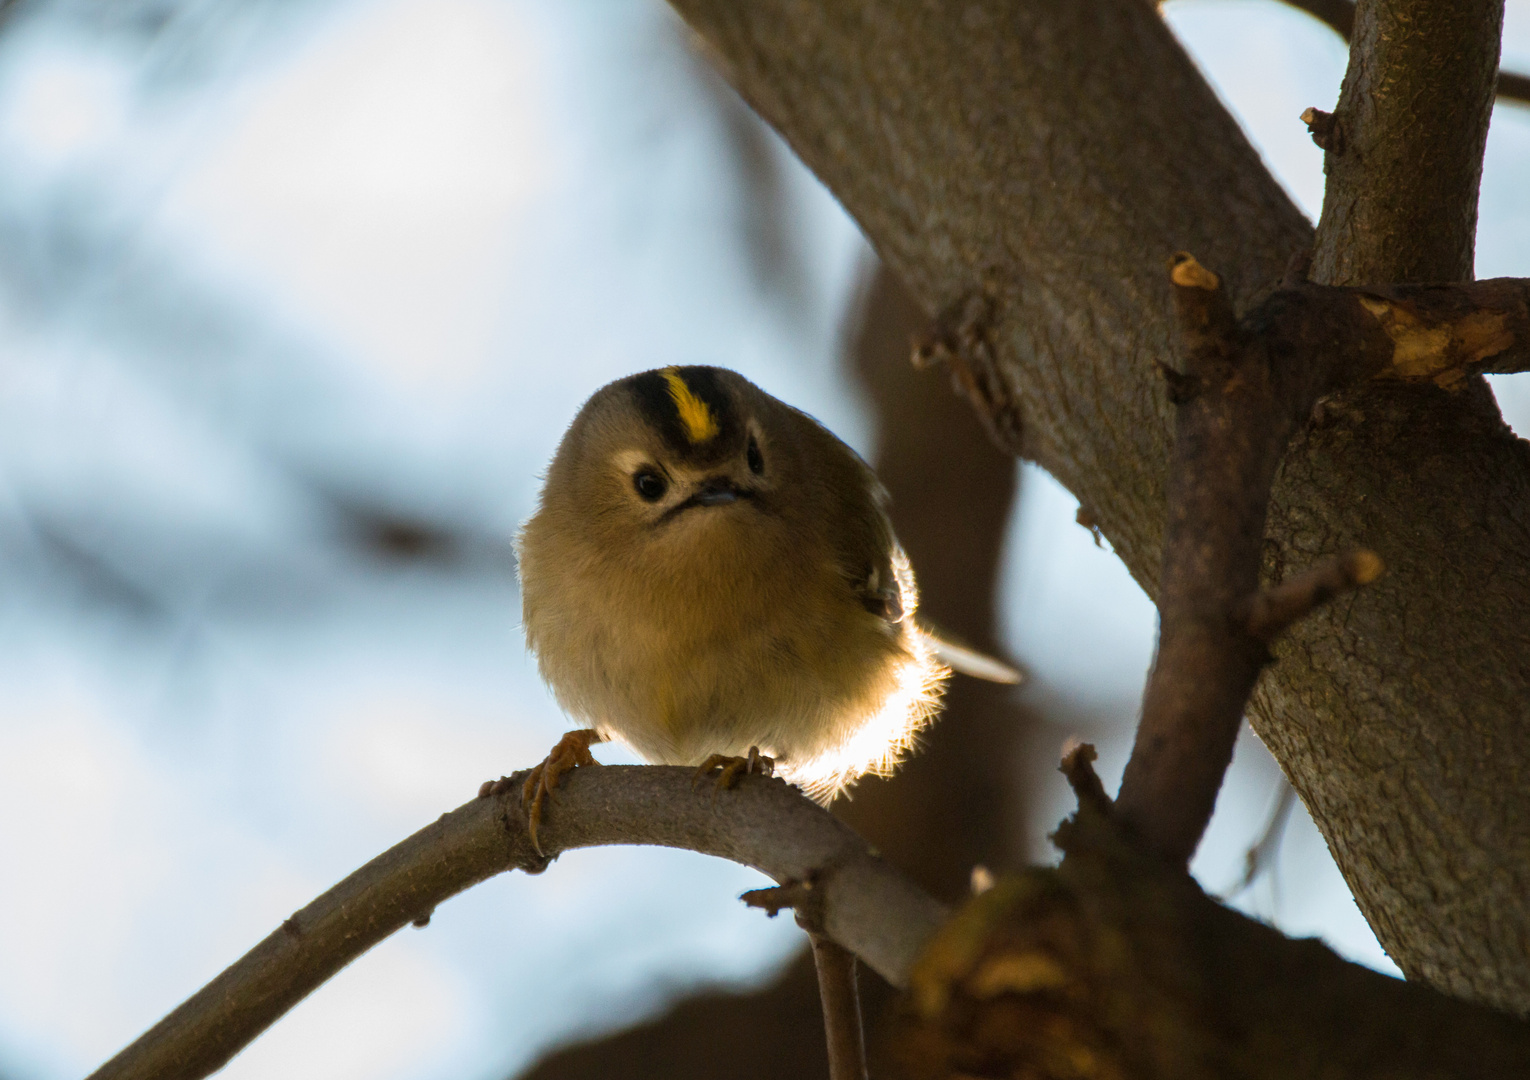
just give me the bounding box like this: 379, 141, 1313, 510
518, 366, 1010, 800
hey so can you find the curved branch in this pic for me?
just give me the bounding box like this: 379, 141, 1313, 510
85, 766, 947, 1080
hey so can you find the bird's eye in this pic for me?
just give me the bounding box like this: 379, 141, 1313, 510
746, 435, 764, 476
633, 469, 668, 502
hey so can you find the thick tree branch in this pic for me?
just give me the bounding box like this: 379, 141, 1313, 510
1287, 0, 1525, 1009
1313, 0, 1503, 285
669, 0, 1530, 1011
897, 757, 1530, 1080
1271, 0, 1530, 108
87, 767, 947, 1080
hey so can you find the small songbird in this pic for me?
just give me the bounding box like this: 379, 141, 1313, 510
512, 365, 1019, 846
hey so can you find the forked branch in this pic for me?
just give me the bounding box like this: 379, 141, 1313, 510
1112, 255, 1530, 861
1116, 256, 1529, 863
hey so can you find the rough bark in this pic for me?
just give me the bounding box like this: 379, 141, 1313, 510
1257, 0, 1528, 1010
668, 0, 1530, 1011
1312, 0, 1502, 285
1276, 0, 1530, 106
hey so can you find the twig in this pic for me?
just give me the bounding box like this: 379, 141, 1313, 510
1228, 776, 1299, 896
810, 934, 869, 1080
1244, 550, 1383, 640
1116, 256, 1522, 863
1112, 256, 1414, 864
1271, 0, 1530, 109
1059, 740, 1111, 812
743, 874, 870, 1079
86, 766, 947, 1080
1113, 256, 1289, 863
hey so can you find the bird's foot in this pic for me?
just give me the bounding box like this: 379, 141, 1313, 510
693, 745, 775, 793
489, 729, 604, 855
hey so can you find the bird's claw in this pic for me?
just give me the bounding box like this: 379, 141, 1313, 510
516, 728, 602, 854
693, 745, 775, 794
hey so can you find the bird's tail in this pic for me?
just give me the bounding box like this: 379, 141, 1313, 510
919, 625, 1025, 685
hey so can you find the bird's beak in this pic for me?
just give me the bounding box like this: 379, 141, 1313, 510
691, 476, 741, 506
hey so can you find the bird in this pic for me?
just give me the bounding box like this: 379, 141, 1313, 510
505, 365, 1020, 849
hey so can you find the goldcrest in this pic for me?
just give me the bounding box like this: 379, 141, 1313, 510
513, 366, 1018, 840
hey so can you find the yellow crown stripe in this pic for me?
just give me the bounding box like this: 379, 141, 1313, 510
662, 368, 720, 443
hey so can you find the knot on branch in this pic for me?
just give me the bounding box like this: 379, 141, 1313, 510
1300, 106, 1343, 153
913, 286, 1025, 455
742, 873, 826, 933
1153, 360, 1202, 404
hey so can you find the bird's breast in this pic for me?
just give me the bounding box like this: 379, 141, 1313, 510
524, 525, 905, 768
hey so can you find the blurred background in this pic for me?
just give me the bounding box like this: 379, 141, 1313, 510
0, 1, 1526, 1077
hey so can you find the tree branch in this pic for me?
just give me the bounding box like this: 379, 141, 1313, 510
1313, 0, 1503, 285
86, 767, 947, 1080
1114, 256, 1294, 863
741, 880, 873, 1079
1243, 549, 1382, 641
897, 755, 1530, 1080
1111, 255, 1400, 861
668, 0, 1530, 1011
1272, 0, 1530, 108
1119, 259, 1527, 861
809, 934, 869, 1080
92, 751, 1530, 1080
1289, 0, 1526, 1010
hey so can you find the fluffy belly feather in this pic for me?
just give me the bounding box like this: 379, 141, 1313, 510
527, 563, 941, 798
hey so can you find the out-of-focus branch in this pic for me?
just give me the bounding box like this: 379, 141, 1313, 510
896, 753, 1530, 1080
1267, 0, 1530, 107
1272, 0, 1354, 37
809, 935, 869, 1080
87, 767, 947, 1080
